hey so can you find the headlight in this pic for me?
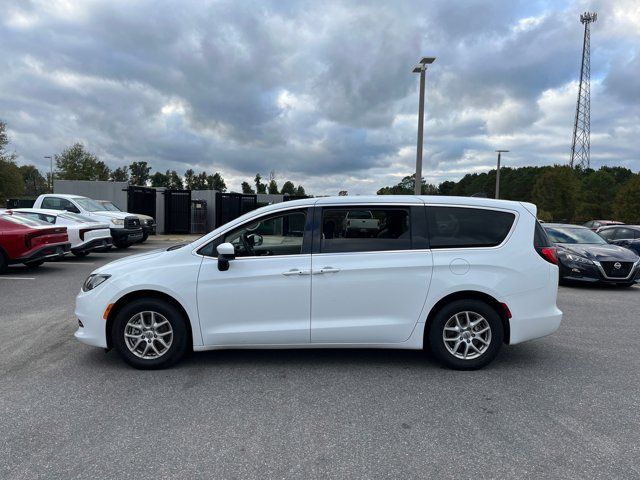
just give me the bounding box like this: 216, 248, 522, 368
111, 218, 124, 226
82, 274, 111, 292
562, 253, 594, 265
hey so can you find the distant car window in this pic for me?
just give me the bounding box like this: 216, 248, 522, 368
100, 201, 121, 212
222, 210, 307, 258
427, 207, 515, 248
544, 226, 607, 245
59, 212, 95, 223
584, 221, 593, 228
320, 208, 410, 254
598, 228, 616, 240
613, 228, 635, 240
41, 197, 63, 210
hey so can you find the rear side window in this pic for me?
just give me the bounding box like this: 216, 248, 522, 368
427, 206, 515, 249
320, 207, 411, 253
41, 197, 73, 211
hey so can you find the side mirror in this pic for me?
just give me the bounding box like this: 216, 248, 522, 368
216, 242, 235, 271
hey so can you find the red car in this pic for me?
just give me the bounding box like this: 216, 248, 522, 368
0, 213, 71, 273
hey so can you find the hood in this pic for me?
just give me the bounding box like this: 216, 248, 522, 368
557, 243, 639, 262
132, 213, 154, 221
94, 248, 167, 273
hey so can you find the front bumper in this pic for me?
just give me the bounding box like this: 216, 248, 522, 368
559, 259, 640, 284
75, 287, 110, 348
72, 237, 113, 254
110, 227, 144, 244
13, 242, 71, 264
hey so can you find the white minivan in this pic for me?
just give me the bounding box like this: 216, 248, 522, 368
75, 196, 562, 370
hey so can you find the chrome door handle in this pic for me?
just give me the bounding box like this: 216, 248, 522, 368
282, 269, 311, 276
316, 267, 340, 274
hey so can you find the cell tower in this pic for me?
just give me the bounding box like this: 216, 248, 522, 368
570, 11, 597, 169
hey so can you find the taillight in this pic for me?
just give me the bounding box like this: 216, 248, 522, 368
537, 246, 558, 265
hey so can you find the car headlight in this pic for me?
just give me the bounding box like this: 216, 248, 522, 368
82, 274, 111, 292
111, 218, 124, 226
562, 253, 594, 265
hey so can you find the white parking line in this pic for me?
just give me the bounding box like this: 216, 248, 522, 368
0, 276, 35, 280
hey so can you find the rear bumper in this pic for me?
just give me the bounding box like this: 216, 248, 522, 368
13, 242, 71, 264
72, 237, 113, 253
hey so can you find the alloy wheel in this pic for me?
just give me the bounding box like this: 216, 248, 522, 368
442, 311, 492, 360
124, 311, 173, 359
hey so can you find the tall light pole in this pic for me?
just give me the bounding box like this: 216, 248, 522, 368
44, 155, 53, 192
413, 56, 435, 195
495, 150, 509, 199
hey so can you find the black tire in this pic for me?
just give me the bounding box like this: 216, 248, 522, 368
618, 282, 636, 288
112, 298, 188, 369
23, 259, 45, 268
140, 232, 149, 243
72, 251, 90, 258
0, 251, 7, 274
428, 299, 503, 370
113, 240, 131, 249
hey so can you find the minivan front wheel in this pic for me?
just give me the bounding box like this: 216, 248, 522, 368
112, 299, 188, 369
428, 300, 503, 370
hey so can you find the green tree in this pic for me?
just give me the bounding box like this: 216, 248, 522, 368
267, 179, 279, 194
150, 171, 169, 187
19, 165, 47, 196
254, 173, 266, 194
295, 185, 306, 196
207, 172, 226, 192
614, 174, 640, 223
167, 170, 183, 189
55, 143, 110, 181
0, 159, 24, 203
110, 166, 129, 182
576, 169, 616, 221
281, 181, 296, 195
438, 180, 456, 195
377, 174, 438, 195
184, 169, 196, 189
241, 181, 255, 194
532, 166, 581, 222
129, 161, 151, 185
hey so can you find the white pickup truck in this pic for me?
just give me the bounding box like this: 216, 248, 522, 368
343, 210, 379, 237
33, 194, 144, 248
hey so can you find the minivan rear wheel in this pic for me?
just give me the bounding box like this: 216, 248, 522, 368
112, 298, 188, 369
428, 299, 503, 370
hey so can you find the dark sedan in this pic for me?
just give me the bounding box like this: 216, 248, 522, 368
597, 225, 640, 256
544, 223, 640, 287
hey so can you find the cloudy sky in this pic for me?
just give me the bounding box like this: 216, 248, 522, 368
1, 0, 639, 194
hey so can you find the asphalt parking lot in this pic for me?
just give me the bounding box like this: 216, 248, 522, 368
1, 240, 639, 479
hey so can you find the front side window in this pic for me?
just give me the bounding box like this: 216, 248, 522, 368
320, 207, 411, 253
598, 228, 616, 241
427, 206, 515, 248
613, 228, 635, 240
222, 210, 307, 257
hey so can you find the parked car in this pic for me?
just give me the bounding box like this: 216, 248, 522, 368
583, 220, 624, 231
75, 196, 562, 371
11, 208, 112, 257
597, 225, 640, 256
33, 194, 143, 249
544, 223, 639, 286
342, 210, 379, 237
96, 200, 155, 242
0, 213, 70, 273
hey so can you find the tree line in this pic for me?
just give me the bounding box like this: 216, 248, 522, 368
377, 166, 640, 223
0, 120, 307, 202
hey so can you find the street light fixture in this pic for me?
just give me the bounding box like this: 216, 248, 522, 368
413, 57, 436, 195
44, 155, 53, 192
495, 150, 509, 199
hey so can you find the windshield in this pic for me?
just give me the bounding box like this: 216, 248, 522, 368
100, 201, 121, 212
74, 198, 107, 212
59, 212, 97, 223
544, 226, 607, 245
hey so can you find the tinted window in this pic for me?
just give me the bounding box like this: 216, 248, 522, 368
41, 197, 65, 210
613, 228, 635, 240
320, 208, 410, 253
427, 207, 515, 248
598, 228, 616, 240
534, 221, 551, 248
221, 210, 307, 258
544, 226, 607, 245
